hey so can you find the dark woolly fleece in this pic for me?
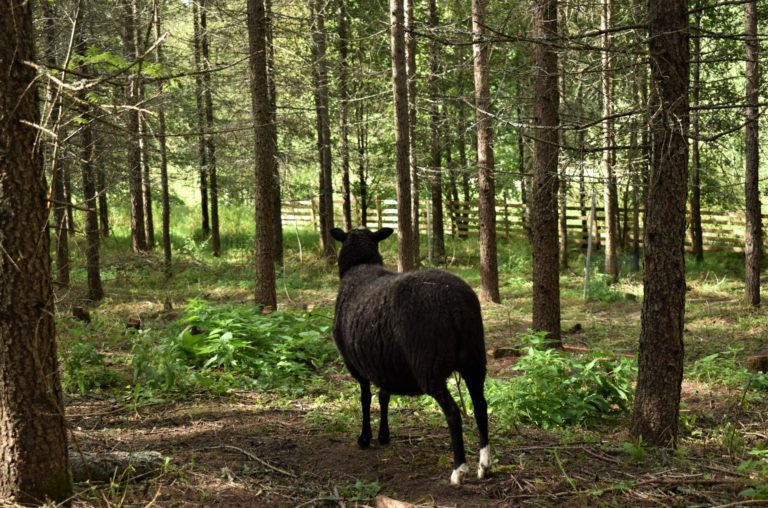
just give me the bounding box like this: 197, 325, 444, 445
332, 229, 486, 396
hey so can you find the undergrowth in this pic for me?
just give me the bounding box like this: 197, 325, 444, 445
487, 332, 636, 429
129, 299, 338, 396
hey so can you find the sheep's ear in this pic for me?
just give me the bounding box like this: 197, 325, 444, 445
372, 228, 394, 242
330, 228, 348, 243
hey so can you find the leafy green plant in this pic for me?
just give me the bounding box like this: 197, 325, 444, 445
621, 439, 646, 464
131, 300, 337, 395
688, 347, 768, 394
337, 480, 380, 502
738, 446, 768, 499
61, 342, 119, 394
486, 332, 636, 429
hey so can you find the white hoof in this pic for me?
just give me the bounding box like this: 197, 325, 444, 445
450, 463, 468, 485
477, 445, 491, 479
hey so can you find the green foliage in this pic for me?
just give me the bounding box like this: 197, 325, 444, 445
337, 480, 380, 502
486, 332, 636, 429
131, 299, 337, 395
738, 445, 768, 499
60, 341, 119, 394
584, 272, 625, 302
620, 439, 646, 464
688, 347, 768, 395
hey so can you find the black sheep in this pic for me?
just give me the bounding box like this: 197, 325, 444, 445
330, 227, 490, 485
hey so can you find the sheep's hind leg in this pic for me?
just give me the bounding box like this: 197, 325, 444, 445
378, 390, 390, 445
357, 380, 373, 449
431, 385, 467, 485
463, 369, 490, 479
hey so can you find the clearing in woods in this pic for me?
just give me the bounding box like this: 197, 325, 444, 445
59, 230, 767, 506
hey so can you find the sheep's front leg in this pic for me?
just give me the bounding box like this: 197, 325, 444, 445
378, 390, 390, 445
432, 385, 467, 485
357, 380, 372, 449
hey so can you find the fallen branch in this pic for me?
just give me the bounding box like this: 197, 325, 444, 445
196, 445, 297, 478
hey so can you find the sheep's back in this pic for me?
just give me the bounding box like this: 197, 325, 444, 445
334, 266, 485, 395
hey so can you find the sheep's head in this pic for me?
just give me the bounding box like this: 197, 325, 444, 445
330, 227, 393, 277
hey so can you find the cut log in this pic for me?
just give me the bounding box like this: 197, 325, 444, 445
69, 450, 164, 482
746, 355, 768, 373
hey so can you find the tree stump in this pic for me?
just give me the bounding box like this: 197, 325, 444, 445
746, 355, 768, 373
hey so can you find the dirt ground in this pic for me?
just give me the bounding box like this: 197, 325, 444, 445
64, 377, 766, 507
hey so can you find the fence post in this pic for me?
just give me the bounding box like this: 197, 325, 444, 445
376, 196, 382, 230
310, 198, 318, 232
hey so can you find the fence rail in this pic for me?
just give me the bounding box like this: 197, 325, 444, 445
281, 198, 763, 253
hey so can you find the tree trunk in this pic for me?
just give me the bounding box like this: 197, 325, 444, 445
266, 0, 283, 265
75, 17, 104, 302
64, 166, 75, 236
154, 0, 172, 275
405, 0, 419, 266
630, 0, 689, 448
472, 0, 500, 303
97, 157, 110, 237
744, 0, 761, 308
247, 0, 278, 308
630, 59, 642, 272
558, 4, 569, 270
356, 99, 368, 227
428, 0, 445, 262
601, 0, 618, 282
310, 0, 336, 260
518, 104, 532, 242
42, 0, 70, 286
390, 0, 415, 271
444, 107, 459, 237
531, 0, 561, 345
0, 1, 72, 499
690, 5, 703, 264
123, 0, 147, 252
200, 0, 220, 257
139, 107, 155, 249
338, 0, 352, 231
193, 0, 210, 236
457, 97, 470, 239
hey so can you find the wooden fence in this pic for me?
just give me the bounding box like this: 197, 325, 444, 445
281, 198, 762, 253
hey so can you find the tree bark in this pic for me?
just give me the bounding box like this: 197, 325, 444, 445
518, 103, 532, 242
154, 0, 172, 275
630, 58, 642, 272
247, 0, 278, 308
405, 0, 419, 266
457, 96, 470, 239
472, 0, 500, 303
138, 104, 155, 249
531, 0, 561, 345
630, 0, 689, 448
266, 0, 283, 265
97, 156, 110, 237
75, 16, 104, 302
338, 0, 352, 231
356, 98, 368, 228
310, 0, 336, 261
200, 0, 220, 257
123, 0, 147, 252
428, 0, 445, 262
193, 0, 210, 236
744, 0, 761, 308
390, 0, 416, 271
0, 1, 72, 499
601, 0, 618, 282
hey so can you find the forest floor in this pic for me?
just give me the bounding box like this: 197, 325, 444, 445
52, 231, 768, 507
